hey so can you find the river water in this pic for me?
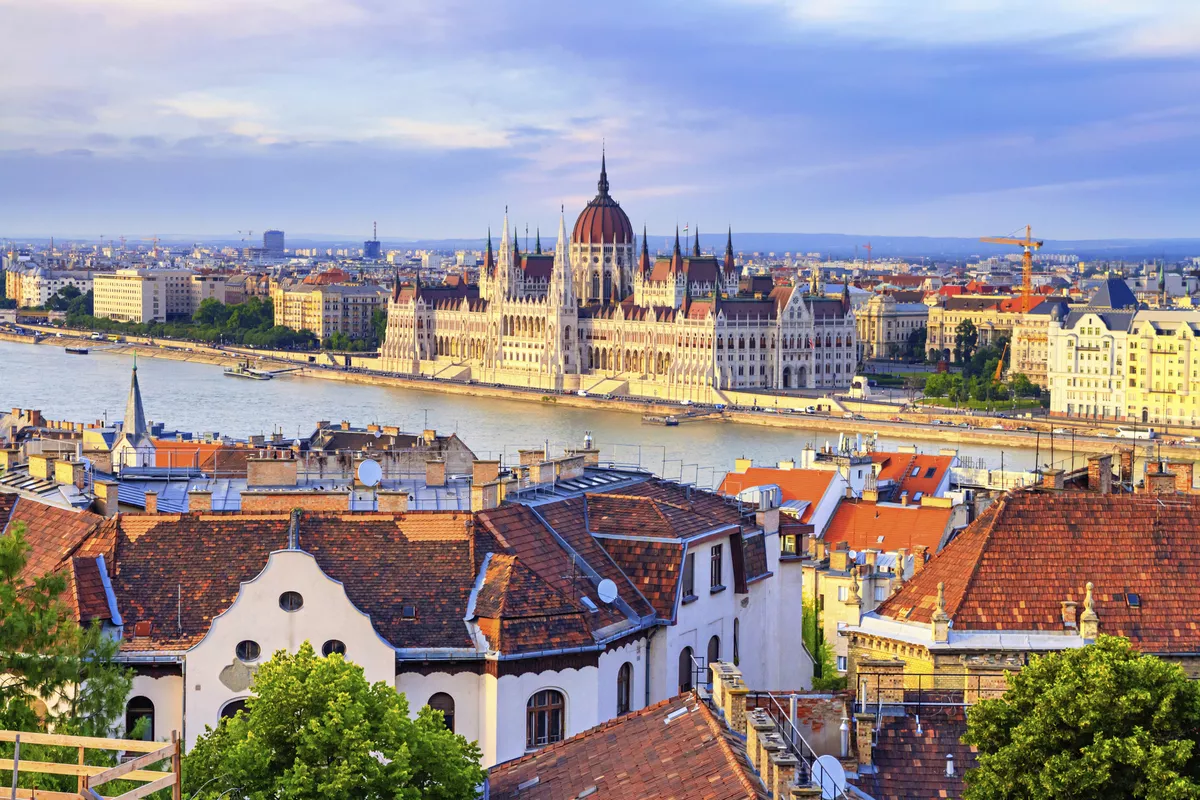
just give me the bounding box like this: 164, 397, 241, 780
3, 340, 1057, 485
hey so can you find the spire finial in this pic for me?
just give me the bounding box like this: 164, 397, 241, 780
692, 226, 701, 257
598, 145, 610, 196
535, 227, 541, 254
1080, 581, 1100, 638
643, 224, 649, 257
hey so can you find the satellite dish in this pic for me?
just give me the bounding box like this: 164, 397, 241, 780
373, 429, 382, 438
357, 459, 382, 487
597, 579, 618, 604
815, 755, 846, 800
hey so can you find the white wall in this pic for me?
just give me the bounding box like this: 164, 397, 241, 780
395, 670, 482, 751
183, 550, 395, 747
127, 674, 184, 743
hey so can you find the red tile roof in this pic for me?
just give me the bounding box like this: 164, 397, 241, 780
824, 500, 953, 554
875, 491, 1200, 653
719, 468, 837, 523
872, 453, 953, 499
2, 496, 102, 584
488, 694, 769, 800
850, 709, 975, 800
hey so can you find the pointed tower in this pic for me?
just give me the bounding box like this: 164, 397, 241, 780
692, 226, 701, 257
552, 209, 576, 308
498, 211, 513, 298
547, 207, 580, 379
639, 225, 651, 276
723, 227, 737, 295
123, 358, 148, 442
535, 227, 542, 255
671, 226, 683, 272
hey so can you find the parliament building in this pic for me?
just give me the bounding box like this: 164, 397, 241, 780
381, 156, 857, 401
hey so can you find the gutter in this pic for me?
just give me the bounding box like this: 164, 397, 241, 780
95, 553, 123, 626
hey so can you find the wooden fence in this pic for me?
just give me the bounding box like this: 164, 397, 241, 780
0, 730, 180, 800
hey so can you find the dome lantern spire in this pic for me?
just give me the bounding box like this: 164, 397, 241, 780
598, 145, 609, 196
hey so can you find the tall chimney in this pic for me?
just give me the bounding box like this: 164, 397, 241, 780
143, 490, 157, 514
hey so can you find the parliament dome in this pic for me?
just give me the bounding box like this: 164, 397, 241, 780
572, 154, 634, 245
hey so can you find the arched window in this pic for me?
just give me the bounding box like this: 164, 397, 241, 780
616, 662, 633, 716
526, 690, 565, 749
125, 696, 154, 741
428, 692, 455, 733
678, 646, 694, 694
707, 635, 720, 669
220, 699, 248, 720
321, 639, 346, 657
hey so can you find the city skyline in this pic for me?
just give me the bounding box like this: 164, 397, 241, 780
1, 1, 1198, 239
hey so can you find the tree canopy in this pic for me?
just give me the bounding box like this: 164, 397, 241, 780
184, 642, 484, 800
964, 636, 1200, 800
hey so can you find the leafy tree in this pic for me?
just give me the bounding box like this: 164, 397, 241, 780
0, 523, 139, 793
184, 642, 484, 800
954, 319, 978, 364
372, 307, 388, 344
907, 326, 927, 360
924, 373, 949, 398
1010, 373, 1039, 398
193, 297, 232, 326
964, 636, 1200, 800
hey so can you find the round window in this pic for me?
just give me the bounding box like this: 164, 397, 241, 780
235, 640, 260, 661
322, 639, 346, 657
593, 256, 599, 264
279, 591, 304, 612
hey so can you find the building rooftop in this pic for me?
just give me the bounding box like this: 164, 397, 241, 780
823, 499, 953, 554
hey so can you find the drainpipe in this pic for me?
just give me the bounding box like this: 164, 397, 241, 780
644, 628, 657, 709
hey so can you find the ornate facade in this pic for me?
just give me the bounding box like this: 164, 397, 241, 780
381, 158, 857, 401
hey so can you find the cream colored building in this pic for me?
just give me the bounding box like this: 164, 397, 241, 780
925, 295, 1019, 362
1047, 279, 1138, 420
856, 294, 928, 360
1124, 310, 1200, 427
94, 269, 227, 323
1009, 298, 1074, 387
3, 265, 95, 307
381, 162, 857, 401
270, 280, 387, 341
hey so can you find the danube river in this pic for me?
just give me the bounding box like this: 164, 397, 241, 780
3, 340, 1060, 485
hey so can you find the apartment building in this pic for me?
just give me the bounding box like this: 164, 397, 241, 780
271, 280, 388, 341
94, 269, 227, 323
856, 293, 928, 360
3, 265, 95, 307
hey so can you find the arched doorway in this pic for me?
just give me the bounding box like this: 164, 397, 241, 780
707, 635, 720, 676
797, 366, 807, 387
678, 646, 694, 694
782, 366, 791, 388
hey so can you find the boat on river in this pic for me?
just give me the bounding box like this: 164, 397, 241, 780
65, 346, 89, 355
223, 361, 273, 380
642, 414, 679, 426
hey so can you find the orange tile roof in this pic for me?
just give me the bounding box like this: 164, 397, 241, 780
488, 694, 769, 800
875, 491, 1200, 654
823, 500, 952, 554
872, 453, 953, 498
719, 468, 837, 523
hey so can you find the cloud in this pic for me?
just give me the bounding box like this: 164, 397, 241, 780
377, 118, 510, 150
158, 93, 263, 122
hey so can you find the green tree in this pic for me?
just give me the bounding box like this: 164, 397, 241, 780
907, 326, 927, 360
371, 307, 388, 344
954, 319, 978, 364
924, 373, 949, 398
964, 636, 1200, 800
193, 297, 231, 326
184, 642, 484, 800
0, 523, 139, 793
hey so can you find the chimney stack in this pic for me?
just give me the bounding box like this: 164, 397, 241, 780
143, 490, 157, 514
1087, 454, 1113, 495
1169, 462, 1195, 494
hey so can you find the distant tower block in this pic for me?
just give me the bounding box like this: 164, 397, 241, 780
263, 230, 285, 255
364, 221, 383, 260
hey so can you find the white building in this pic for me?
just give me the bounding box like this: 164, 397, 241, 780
1047, 278, 1139, 420
29, 470, 810, 767
94, 268, 227, 323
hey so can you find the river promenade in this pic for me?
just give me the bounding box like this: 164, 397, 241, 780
6, 326, 1197, 467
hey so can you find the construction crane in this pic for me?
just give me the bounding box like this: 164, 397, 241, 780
981, 225, 1043, 300
994, 340, 1009, 382
862, 242, 873, 269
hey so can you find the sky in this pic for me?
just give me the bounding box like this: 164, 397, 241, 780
1, 0, 1199, 241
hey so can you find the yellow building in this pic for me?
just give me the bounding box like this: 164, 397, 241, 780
1124, 310, 1200, 427
925, 295, 1018, 362
270, 280, 387, 341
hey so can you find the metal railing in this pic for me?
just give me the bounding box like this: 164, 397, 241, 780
855, 670, 1010, 717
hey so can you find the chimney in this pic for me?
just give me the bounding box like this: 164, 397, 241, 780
188, 489, 213, 512
1041, 468, 1064, 490
776, 459, 795, 471
1143, 464, 1177, 495
144, 490, 157, 514
472, 459, 500, 486
1169, 462, 1195, 493
864, 549, 878, 572
912, 545, 929, 573
425, 460, 445, 488
1061, 599, 1078, 629
894, 548, 908, 580
382, 425, 400, 437
829, 544, 850, 572
340, 420, 351, 430
733, 457, 752, 474
1119, 448, 1135, 484
1087, 454, 1113, 495
855, 714, 874, 768
366, 424, 381, 434
316, 420, 330, 430
423, 429, 436, 445
93, 479, 119, 517
899, 491, 910, 507
376, 491, 409, 513
814, 539, 828, 562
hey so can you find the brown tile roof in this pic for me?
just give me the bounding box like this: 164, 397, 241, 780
599, 538, 684, 618
824, 500, 953, 554
474, 554, 593, 653
742, 533, 769, 582
874, 491, 1200, 653
71, 556, 111, 623
3, 497, 103, 582
850, 709, 975, 800
488, 694, 769, 800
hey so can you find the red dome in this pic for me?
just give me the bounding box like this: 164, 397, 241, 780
572, 155, 633, 245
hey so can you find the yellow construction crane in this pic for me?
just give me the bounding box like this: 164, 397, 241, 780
981, 225, 1043, 300
994, 340, 1008, 382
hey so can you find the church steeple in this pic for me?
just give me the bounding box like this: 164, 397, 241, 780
484, 228, 495, 274
638, 224, 651, 275
724, 227, 736, 274
692, 226, 701, 257
671, 226, 683, 272
123, 357, 147, 442
535, 227, 542, 254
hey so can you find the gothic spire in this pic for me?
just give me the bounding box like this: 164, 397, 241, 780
692, 226, 701, 257
123, 357, 147, 442
597, 147, 610, 196
724, 226, 736, 273
639, 224, 651, 275
671, 226, 683, 273
512, 227, 520, 258
535, 227, 542, 254
484, 227, 495, 273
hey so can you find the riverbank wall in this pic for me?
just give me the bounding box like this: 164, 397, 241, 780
12, 330, 1200, 462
